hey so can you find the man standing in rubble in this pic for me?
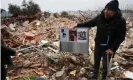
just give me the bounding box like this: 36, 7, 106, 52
75, 0, 126, 79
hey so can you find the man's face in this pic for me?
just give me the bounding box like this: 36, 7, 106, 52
104, 8, 116, 19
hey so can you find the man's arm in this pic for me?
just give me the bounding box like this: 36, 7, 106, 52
1, 44, 16, 56
76, 16, 97, 28
109, 18, 126, 52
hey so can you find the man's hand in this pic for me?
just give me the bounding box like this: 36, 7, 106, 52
106, 49, 114, 54
73, 23, 78, 29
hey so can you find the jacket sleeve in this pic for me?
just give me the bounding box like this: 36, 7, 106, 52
109, 18, 126, 52
1, 44, 16, 56
76, 16, 97, 28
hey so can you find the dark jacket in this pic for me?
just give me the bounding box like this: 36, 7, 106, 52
77, 10, 126, 53
1, 36, 16, 66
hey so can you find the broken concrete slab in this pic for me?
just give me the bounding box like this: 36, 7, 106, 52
122, 71, 133, 79
55, 70, 66, 80
23, 21, 29, 27
79, 68, 86, 75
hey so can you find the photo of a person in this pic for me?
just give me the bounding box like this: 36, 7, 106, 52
61, 29, 66, 38
69, 29, 77, 41
60, 28, 68, 42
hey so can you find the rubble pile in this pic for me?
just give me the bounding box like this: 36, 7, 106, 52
2, 17, 76, 47
2, 15, 133, 80
8, 43, 93, 80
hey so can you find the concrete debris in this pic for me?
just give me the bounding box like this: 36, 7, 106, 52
113, 62, 119, 66
79, 68, 86, 75
122, 71, 133, 79
55, 69, 66, 80
55, 70, 65, 77
39, 40, 49, 45
9, 23, 16, 31
109, 77, 115, 80
22, 20, 29, 27
2, 14, 132, 80
24, 32, 35, 37
79, 77, 88, 80
70, 70, 76, 76
70, 56, 77, 63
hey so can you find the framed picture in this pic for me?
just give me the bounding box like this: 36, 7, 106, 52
69, 29, 77, 41
59, 28, 89, 53
59, 28, 69, 42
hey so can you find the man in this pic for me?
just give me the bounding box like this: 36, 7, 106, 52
1, 33, 16, 80
75, 0, 126, 79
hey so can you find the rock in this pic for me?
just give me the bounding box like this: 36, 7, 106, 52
51, 41, 60, 49
24, 32, 35, 37
31, 40, 36, 44
56, 70, 65, 77
79, 68, 86, 75
122, 71, 133, 79
23, 21, 29, 27
39, 40, 49, 44
38, 40, 49, 47
31, 30, 37, 34
79, 77, 88, 80
9, 23, 16, 28
6, 77, 10, 80
36, 21, 41, 26
55, 70, 66, 80
9, 23, 16, 31
109, 77, 115, 80
129, 33, 133, 38
70, 56, 77, 63
113, 62, 119, 66
52, 41, 59, 48
68, 63, 75, 70
70, 70, 76, 76
23, 60, 31, 67
30, 20, 41, 27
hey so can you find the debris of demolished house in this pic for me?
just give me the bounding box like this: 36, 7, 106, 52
1, 13, 133, 80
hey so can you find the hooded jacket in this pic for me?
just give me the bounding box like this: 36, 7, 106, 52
77, 9, 126, 53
